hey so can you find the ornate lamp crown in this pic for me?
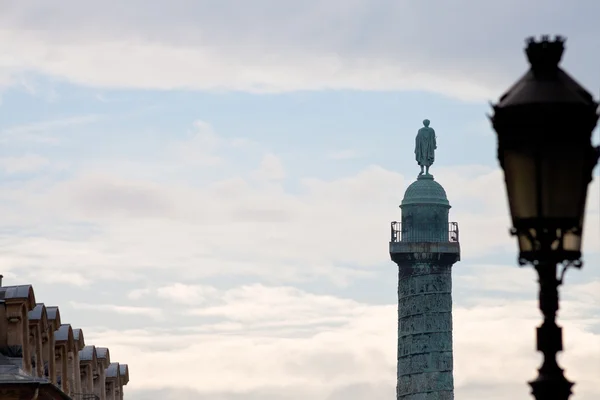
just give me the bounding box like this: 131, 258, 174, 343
525, 35, 565, 74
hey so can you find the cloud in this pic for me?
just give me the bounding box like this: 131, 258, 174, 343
0, 154, 50, 174
30, 271, 91, 287
327, 149, 361, 160
169, 120, 223, 166
1, 1, 599, 101
186, 284, 366, 327
0, 119, 597, 399
70, 302, 164, 320
0, 115, 100, 144
0, 119, 597, 287
81, 290, 395, 393
74, 275, 600, 400
156, 283, 219, 305
251, 153, 286, 181
454, 263, 536, 295
56, 174, 175, 219
128, 288, 152, 300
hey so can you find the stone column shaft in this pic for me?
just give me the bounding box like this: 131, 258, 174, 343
396, 263, 453, 400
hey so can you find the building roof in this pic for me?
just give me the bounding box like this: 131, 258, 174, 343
0, 285, 36, 308
96, 347, 110, 368
96, 347, 109, 360
73, 328, 83, 342
73, 328, 85, 351
45, 306, 60, 321
106, 362, 120, 379
54, 324, 73, 342
79, 345, 97, 362
0, 354, 71, 399
119, 364, 129, 385
0, 285, 32, 300
28, 304, 46, 320
401, 174, 450, 207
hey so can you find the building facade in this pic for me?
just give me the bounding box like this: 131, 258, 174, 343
0, 277, 131, 400
389, 172, 461, 399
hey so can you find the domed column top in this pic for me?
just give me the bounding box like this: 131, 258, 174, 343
401, 173, 450, 208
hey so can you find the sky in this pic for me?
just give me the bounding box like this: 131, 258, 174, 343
0, 1, 599, 399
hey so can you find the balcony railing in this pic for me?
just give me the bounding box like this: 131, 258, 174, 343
390, 221, 459, 243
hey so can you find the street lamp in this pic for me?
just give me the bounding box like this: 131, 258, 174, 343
490, 35, 599, 400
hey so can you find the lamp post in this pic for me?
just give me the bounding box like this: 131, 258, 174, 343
490, 35, 600, 400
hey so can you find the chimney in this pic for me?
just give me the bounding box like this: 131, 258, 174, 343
0, 275, 4, 286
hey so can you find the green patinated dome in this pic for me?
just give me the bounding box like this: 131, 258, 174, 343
401, 174, 450, 207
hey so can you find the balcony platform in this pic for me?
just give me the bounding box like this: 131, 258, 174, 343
389, 221, 461, 266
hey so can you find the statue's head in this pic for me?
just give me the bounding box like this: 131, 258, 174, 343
423, 119, 430, 127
